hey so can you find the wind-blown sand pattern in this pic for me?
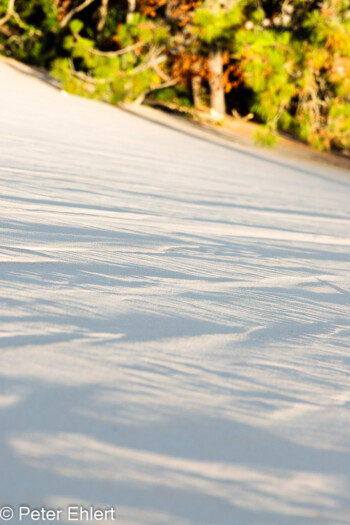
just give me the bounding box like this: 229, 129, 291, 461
0, 59, 349, 525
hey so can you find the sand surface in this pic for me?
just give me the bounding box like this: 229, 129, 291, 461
0, 58, 350, 524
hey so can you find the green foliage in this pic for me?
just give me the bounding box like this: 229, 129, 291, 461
150, 85, 192, 108
234, 0, 350, 151
254, 126, 279, 147
69, 19, 84, 36
51, 12, 171, 104
193, 1, 246, 45
236, 29, 296, 124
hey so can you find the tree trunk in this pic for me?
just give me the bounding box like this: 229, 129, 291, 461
97, 0, 109, 33
208, 49, 226, 116
127, 0, 136, 23
191, 75, 202, 110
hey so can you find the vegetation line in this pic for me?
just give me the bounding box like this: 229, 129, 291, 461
0, 0, 349, 152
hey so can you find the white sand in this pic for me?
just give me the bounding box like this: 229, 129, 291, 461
0, 59, 350, 524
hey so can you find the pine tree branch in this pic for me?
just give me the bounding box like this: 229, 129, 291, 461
0, 0, 42, 35
60, 0, 97, 28
0, 0, 15, 27
88, 40, 145, 57
133, 78, 179, 105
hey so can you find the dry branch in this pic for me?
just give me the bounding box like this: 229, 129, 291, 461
88, 40, 145, 57
60, 0, 97, 28
97, 0, 109, 32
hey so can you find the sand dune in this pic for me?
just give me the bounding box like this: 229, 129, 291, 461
0, 59, 349, 524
